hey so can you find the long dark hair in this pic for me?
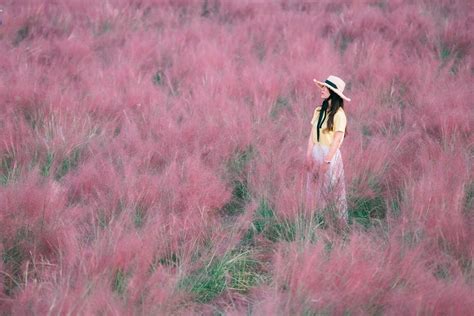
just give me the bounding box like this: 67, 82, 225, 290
316, 89, 347, 142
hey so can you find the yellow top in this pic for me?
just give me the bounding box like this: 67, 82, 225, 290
310, 106, 347, 147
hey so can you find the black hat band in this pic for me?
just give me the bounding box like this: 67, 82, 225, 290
325, 79, 338, 90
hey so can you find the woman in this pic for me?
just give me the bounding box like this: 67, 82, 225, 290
306, 75, 350, 222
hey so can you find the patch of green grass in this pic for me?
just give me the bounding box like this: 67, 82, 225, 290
438, 41, 467, 75
226, 251, 262, 293
152, 70, 164, 86
253, 199, 274, 233
133, 205, 147, 229
241, 199, 297, 245
222, 146, 254, 215
260, 212, 296, 243
181, 260, 226, 303
267, 220, 297, 242
222, 179, 251, 215
348, 195, 386, 228
2, 244, 25, 296
179, 250, 263, 303
2, 245, 24, 269
40, 152, 54, 177
96, 20, 112, 36
348, 175, 387, 228
55, 148, 81, 180
112, 269, 128, 296
463, 181, 474, 214
0, 154, 19, 186
389, 190, 403, 218
2, 227, 34, 296
14, 24, 29, 46
439, 43, 452, 62
433, 263, 450, 280
361, 125, 373, 137
312, 212, 328, 230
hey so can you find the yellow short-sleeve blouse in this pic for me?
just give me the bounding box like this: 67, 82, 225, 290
310, 106, 347, 147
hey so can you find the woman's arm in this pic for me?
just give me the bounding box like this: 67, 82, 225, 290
324, 131, 344, 163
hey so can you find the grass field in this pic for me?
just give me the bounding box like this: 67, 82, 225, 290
0, 0, 473, 314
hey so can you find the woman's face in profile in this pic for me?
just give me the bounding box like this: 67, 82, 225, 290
320, 85, 330, 100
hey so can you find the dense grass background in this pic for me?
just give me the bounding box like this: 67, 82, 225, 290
0, 0, 473, 314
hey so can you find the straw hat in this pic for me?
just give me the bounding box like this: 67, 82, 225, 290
313, 75, 351, 102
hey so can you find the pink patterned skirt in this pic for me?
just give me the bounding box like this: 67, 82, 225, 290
306, 144, 348, 221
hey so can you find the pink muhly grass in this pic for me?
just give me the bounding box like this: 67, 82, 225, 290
1, 173, 67, 250
33, 279, 126, 315
156, 155, 230, 214
344, 136, 394, 189
0, 118, 33, 181
58, 220, 177, 312
0, 244, 5, 308
400, 148, 472, 257
249, 135, 307, 220
66, 157, 121, 207
414, 77, 472, 146
0, 174, 84, 308
1, 0, 473, 314
378, 236, 474, 315
294, 234, 391, 313
269, 230, 474, 314
150, 157, 231, 256
131, 266, 182, 314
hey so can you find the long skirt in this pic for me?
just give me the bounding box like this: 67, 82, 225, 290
306, 144, 348, 221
